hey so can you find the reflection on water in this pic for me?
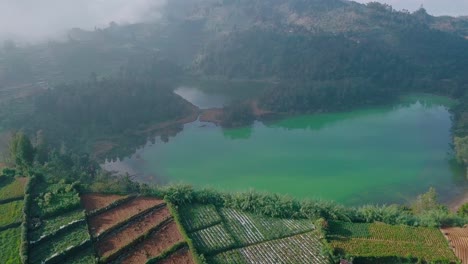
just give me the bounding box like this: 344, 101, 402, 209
103, 96, 467, 205
174, 86, 227, 109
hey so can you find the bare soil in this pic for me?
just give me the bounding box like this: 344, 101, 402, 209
158, 247, 195, 264
441, 227, 468, 264
119, 221, 185, 264
97, 206, 171, 258
80, 193, 126, 213
88, 197, 164, 236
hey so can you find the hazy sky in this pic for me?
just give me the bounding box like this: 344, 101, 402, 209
354, 0, 468, 16
0, 0, 466, 41
0, 0, 166, 41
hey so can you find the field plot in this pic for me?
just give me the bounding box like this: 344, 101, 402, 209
29, 223, 91, 264
220, 208, 265, 245
328, 221, 457, 263
0, 227, 21, 264
180, 204, 222, 232
191, 223, 237, 254
441, 227, 468, 264
0, 200, 23, 227
29, 209, 85, 241
81, 193, 126, 212
210, 232, 329, 264
62, 246, 97, 264
118, 221, 185, 264
0, 177, 27, 201
88, 197, 164, 237
156, 247, 194, 264
96, 206, 171, 258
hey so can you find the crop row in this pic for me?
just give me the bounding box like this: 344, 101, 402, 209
327, 221, 371, 238
0, 199, 24, 227
181, 204, 222, 232
220, 208, 265, 245
30, 209, 86, 242
253, 214, 316, 240
368, 223, 449, 245
29, 222, 91, 264
0, 226, 21, 264
191, 223, 237, 254
211, 232, 328, 264
330, 238, 457, 262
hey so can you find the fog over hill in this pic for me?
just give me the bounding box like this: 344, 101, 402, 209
354, 0, 468, 16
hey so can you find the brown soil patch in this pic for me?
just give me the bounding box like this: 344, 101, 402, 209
200, 108, 223, 124
158, 247, 195, 264
97, 206, 171, 258
441, 227, 468, 264
119, 221, 185, 264
89, 197, 164, 237
80, 193, 126, 213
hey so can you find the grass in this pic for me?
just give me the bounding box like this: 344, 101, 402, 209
328, 221, 457, 262
29, 209, 86, 241
29, 223, 91, 264
0, 177, 26, 201
0, 227, 21, 264
0, 200, 24, 227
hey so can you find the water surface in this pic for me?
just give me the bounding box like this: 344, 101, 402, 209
104, 97, 467, 205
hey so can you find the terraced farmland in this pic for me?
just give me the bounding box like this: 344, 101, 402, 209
82, 194, 195, 264
441, 227, 468, 264
179, 204, 329, 264
0, 177, 27, 201
0, 226, 22, 264
28, 178, 96, 264
328, 221, 458, 263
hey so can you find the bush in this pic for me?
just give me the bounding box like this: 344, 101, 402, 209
458, 203, 468, 217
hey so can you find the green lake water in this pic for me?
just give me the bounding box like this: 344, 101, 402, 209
103, 92, 467, 205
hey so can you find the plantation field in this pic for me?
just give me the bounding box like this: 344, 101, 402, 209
191, 223, 237, 254
29, 209, 85, 241
0, 200, 23, 227
88, 197, 164, 237
328, 221, 457, 263
0, 227, 21, 264
29, 223, 91, 264
181, 205, 328, 263
210, 232, 329, 264
119, 221, 185, 264
180, 204, 222, 232
0, 177, 27, 201
80, 193, 126, 212
441, 227, 468, 264
96, 206, 171, 258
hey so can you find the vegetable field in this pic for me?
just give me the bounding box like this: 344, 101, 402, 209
180, 204, 328, 264
29, 209, 85, 241
0, 177, 27, 201
210, 232, 329, 264
0, 227, 21, 264
328, 221, 457, 263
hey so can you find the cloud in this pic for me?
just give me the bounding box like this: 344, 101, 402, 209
353, 0, 468, 16
0, 0, 167, 41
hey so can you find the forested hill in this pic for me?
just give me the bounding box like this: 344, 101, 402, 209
160, 0, 468, 112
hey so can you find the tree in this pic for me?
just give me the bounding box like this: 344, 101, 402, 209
9, 132, 35, 174
411, 187, 440, 214
454, 136, 468, 165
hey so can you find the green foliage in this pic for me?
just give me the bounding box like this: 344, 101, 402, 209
9, 132, 34, 175
458, 203, 468, 217
220, 102, 255, 128
180, 204, 222, 232
33, 181, 81, 218
61, 246, 97, 264
411, 187, 440, 214
0, 227, 21, 264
